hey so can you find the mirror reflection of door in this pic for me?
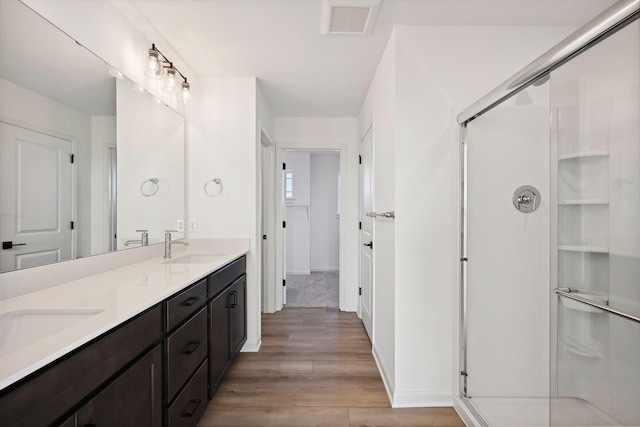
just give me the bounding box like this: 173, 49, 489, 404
108, 147, 117, 252
0, 122, 73, 272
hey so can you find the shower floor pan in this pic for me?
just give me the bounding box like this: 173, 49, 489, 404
469, 396, 622, 427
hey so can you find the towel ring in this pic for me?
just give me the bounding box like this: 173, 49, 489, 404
141, 178, 159, 197
204, 178, 223, 197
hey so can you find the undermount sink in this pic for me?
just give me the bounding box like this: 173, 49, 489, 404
164, 254, 227, 264
0, 308, 105, 356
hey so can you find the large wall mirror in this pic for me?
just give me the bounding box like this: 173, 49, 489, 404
0, 0, 185, 274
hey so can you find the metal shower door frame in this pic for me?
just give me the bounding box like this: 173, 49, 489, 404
455, 0, 639, 419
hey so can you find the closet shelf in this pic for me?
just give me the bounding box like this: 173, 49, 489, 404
558, 244, 609, 253
558, 199, 609, 205
558, 150, 609, 160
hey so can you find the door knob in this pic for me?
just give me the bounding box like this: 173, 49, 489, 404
363, 242, 373, 249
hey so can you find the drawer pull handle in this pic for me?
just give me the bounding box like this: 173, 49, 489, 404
182, 296, 201, 307
183, 398, 202, 417
183, 340, 201, 355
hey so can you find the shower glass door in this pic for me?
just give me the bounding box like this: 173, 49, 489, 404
465, 79, 552, 426
550, 18, 640, 426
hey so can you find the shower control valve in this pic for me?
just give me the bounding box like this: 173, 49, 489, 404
513, 185, 541, 213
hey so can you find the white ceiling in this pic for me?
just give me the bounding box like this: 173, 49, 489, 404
119, 0, 616, 117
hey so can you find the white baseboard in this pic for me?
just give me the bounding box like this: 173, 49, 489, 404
286, 270, 311, 275
453, 396, 481, 426
372, 344, 394, 406
392, 390, 453, 408
340, 304, 357, 312
240, 338, 262, 352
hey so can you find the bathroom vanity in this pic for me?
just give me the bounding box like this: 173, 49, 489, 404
0, 249, 247, 427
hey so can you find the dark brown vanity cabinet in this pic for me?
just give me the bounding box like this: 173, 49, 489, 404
0, 254, 247, 427
0, 305, 163, 427
164, 278, 208, 427
208, 256, 247, 397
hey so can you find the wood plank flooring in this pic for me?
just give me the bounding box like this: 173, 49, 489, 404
198, 308, 465, 427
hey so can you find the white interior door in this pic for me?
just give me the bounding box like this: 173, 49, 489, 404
359, 127, 374, 341
281, 158, 287, 305
0, 122, 73, 273
260, 134, 275, 311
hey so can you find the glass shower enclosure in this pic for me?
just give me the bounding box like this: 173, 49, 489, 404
457, 1, 639, 426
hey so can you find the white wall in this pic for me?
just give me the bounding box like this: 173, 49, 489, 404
285, 151, 311, 274
274, 117, 359, 311
359, 25, 576, 407
310, 152, 340, 271
188, 76, 261, 351
116, 78, 184, 247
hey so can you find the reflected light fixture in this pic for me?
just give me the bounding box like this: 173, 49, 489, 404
144, 43, 190, 105
109, 68, 124, 79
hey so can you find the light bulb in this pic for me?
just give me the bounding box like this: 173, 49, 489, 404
163, 67, 177, 92
181, 81, 190, 105
144, 48, 162, 79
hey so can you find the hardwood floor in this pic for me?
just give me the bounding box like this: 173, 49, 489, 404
198, 308, 465, 427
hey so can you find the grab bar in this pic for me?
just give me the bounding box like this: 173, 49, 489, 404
366, 211, 395, 219
554, 288, 640, 323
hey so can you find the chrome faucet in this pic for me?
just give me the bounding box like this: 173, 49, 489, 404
124, 229, 149, 247
164, 230, 189, 258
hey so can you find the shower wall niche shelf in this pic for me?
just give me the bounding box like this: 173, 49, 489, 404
558, 245, 609, 253
558, 150, 609, 160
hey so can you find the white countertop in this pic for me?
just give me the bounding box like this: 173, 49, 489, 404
0, 243, 249, 390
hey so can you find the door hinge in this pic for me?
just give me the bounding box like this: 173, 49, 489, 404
283, 221, 286, 228
70, 154, 75, 164
359, 287, 362, 296
358, 155, 362, 165
70, 221, 75, 230
359, 221, 362, 230
283, 279, 286, 287
282, 162, 286, 170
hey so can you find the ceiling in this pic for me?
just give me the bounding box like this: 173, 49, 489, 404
118, 0, 616, 117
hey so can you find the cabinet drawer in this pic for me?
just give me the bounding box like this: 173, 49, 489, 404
167, 359, 208, 427
166, 278, 207, 331
208, 255, 246, 298
167, 307, 208, 401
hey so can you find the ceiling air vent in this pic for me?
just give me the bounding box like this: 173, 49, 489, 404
321, 0, 381, 35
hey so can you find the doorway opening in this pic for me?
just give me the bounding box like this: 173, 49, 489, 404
283, 150, 341, 308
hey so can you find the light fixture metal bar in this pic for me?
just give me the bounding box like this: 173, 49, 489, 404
151, 43, 189, 83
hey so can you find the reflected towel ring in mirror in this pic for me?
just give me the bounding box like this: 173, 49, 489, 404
204, 178, 223, 197
141, 178, 160, 197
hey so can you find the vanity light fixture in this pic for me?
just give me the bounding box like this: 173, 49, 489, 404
144, 43, 191, 105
